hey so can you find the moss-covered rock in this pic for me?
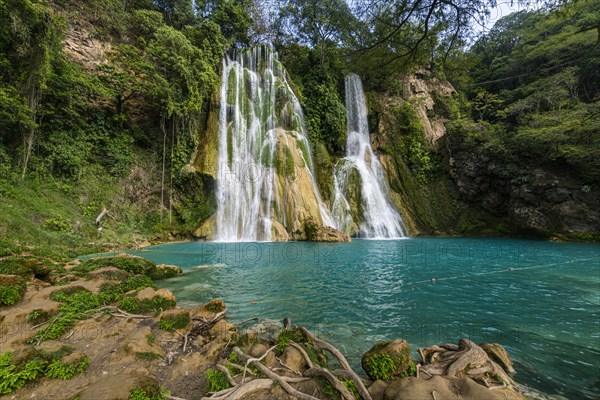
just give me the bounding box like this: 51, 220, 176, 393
362, 340, 412, 381
76, 254, 181, 280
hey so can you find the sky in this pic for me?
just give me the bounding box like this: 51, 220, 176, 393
475, 0, 541, 34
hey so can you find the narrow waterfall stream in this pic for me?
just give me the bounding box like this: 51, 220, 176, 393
332, 74, 406, 238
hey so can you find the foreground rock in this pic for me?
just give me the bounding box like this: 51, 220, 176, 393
362, 340, 412, 380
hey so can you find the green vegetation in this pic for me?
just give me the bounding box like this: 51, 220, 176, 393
389, 103, 433, 185
276, 329, 308, 353
158, 312, 190, 331
364, 354, 396, 381
136, 352, 162, 361
26, 309, 51, 325
128, 386, 170, 400
45, 355, 89, 380
75, 255, 178, 280
33, 274, 156, 343
0, 283, 25, 306
0, 351, 88, 394
205, 368, 231, 392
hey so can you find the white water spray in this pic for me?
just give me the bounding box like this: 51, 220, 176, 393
332, 74, 406, 238
215, 47, 333, 241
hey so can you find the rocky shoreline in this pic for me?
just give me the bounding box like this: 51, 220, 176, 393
0, 254, 565, 400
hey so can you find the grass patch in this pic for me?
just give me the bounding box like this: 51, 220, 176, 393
33, 276, 155, 343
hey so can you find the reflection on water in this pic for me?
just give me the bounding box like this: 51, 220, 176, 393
124, 237, 599, 399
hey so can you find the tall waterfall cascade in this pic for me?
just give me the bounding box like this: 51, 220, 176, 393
215, 47, 334, 242
331, 74, 406, 238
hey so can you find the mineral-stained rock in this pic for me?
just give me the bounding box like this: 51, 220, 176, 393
304, 216, 351, 242
362, 339, 412, 380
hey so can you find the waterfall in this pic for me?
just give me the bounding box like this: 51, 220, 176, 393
215, 47, 333, 242
332, 74, 406, 238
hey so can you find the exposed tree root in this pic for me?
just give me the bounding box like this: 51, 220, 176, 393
305, 367, 355, 400
233, 346, 320, 400
300, 327, 372, 400
418, 339, 516, 388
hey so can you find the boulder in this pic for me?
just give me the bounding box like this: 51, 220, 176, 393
368, 380, 388, 400
362, 340, 412, 380
384, 376, 523, 400
280, 345, 309, 373
304, 217, 351, 242
480, 343, 515, 374
136, 287, 176, 304
209, 320, 235, 335
156, 264, 182, 278
249, 343, 269, 358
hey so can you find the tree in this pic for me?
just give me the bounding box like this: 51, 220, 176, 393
153, 0, 195, 29
97, 45, 166, 117
196, 0, 253, 47
0, 0, 63, 179
276, 0, 357, 65
354, 0, 571, 75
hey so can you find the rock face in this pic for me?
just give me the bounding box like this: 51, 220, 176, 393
362, 340, 412, 380
400, 72, 456, 145
446, 132, 600, 236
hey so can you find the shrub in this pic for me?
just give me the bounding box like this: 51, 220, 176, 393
128, 386, 170, 400
43, 212, 73, 233
205, 368, 230, 392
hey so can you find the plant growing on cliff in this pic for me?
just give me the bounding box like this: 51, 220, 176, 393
0, 353, 46, 394
45, 355, 89, 379
0, 284, 24, 306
